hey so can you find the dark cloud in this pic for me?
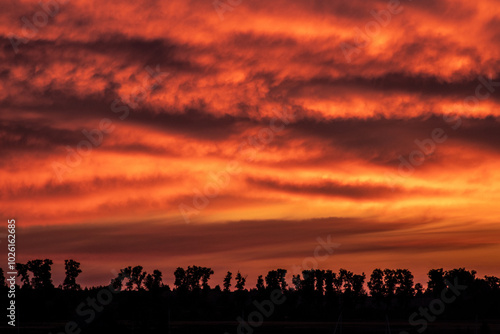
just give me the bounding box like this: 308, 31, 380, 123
246, 176, 445, 200
17, 217, 497, 262
1, 174, 176, 200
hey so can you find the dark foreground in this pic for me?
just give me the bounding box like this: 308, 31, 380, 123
1, 320, 499, 334
2, 267, 499, 334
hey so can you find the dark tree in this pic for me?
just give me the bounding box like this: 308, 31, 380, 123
277, 269, 288, 291
315, 269, 325, 294
445, 268, 476, 287
144, 270, 163, 291
27, 259, 54, 289
0, 268, 5, 288
112, 266, 162, 291
186, 266, 203, 290
292, 274, 301, 291
395, 269, 414, 297
368, 268, 384, 298
120, 266, 134, 291
427, 268, 446, 297
111, 270, 128, 291
201, 267, 214, 290
485, 275, 500, 290
301, 270, 315, 293
333, 271, 343, 293
131, 266, 147, 290
62, 259, 82, 291
352, 273, 366, 297
16, 263, 31, 289
414, 283, 424, 296
383, 269, 397, 297
339, 269, 354, 293
174, 267, 187, 290
223, 271, 232, 292
256, 275, 265, 291
265, 270, 280, 290
324, 270, 335, 294
174, 266, 213, 291
235, 271, 246, 291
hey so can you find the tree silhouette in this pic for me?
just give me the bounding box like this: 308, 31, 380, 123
445, 268, 476, 287
256, 275, 265, 291
368, 268, 384, 298
111, 266, 162, 291
131, 266, 147, 290
445, 268, 477, 301
6, 260, 500, 329
277, 269, 288, 292
352, 273, 366, 297
324, 270, 335, 294
186, 266, 203, 290
223, 271, 232, 292
333, 270, 343, 293
427, 268, 446, 297
292, 274, 301, 291
383, 269, 397, 297
315, 269, 325, 294
0, 268, 5, 288
62, 259, 82, 290
16, 263, 31, 289
27, 259, 54, 289
485, 275, 500, 290
265, 269, 288, 292
118, 266, 134, 291
414, 283, 424, 296
201, 267, 214, 290
395, 269, 414, 297
265, 270, 280, 290
339, 269, 354, 293
111, 270, 127, 291
235, 271, 246, 291
174, 267, 187, 290
174, 266, 213, 291
144, 270, 163, 291
301, 269, 315, 293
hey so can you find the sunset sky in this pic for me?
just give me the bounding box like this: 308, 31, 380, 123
1, 0, 500, 288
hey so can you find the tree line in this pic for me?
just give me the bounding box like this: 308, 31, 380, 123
3, 260, 500, 333
2, 259, 500, 298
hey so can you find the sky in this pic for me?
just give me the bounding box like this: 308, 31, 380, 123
1, 0, 500, 288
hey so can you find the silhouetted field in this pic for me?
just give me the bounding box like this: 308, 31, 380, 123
2, 287, 499, 334
2, 263, 499, 333
1, 320, 499, 334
